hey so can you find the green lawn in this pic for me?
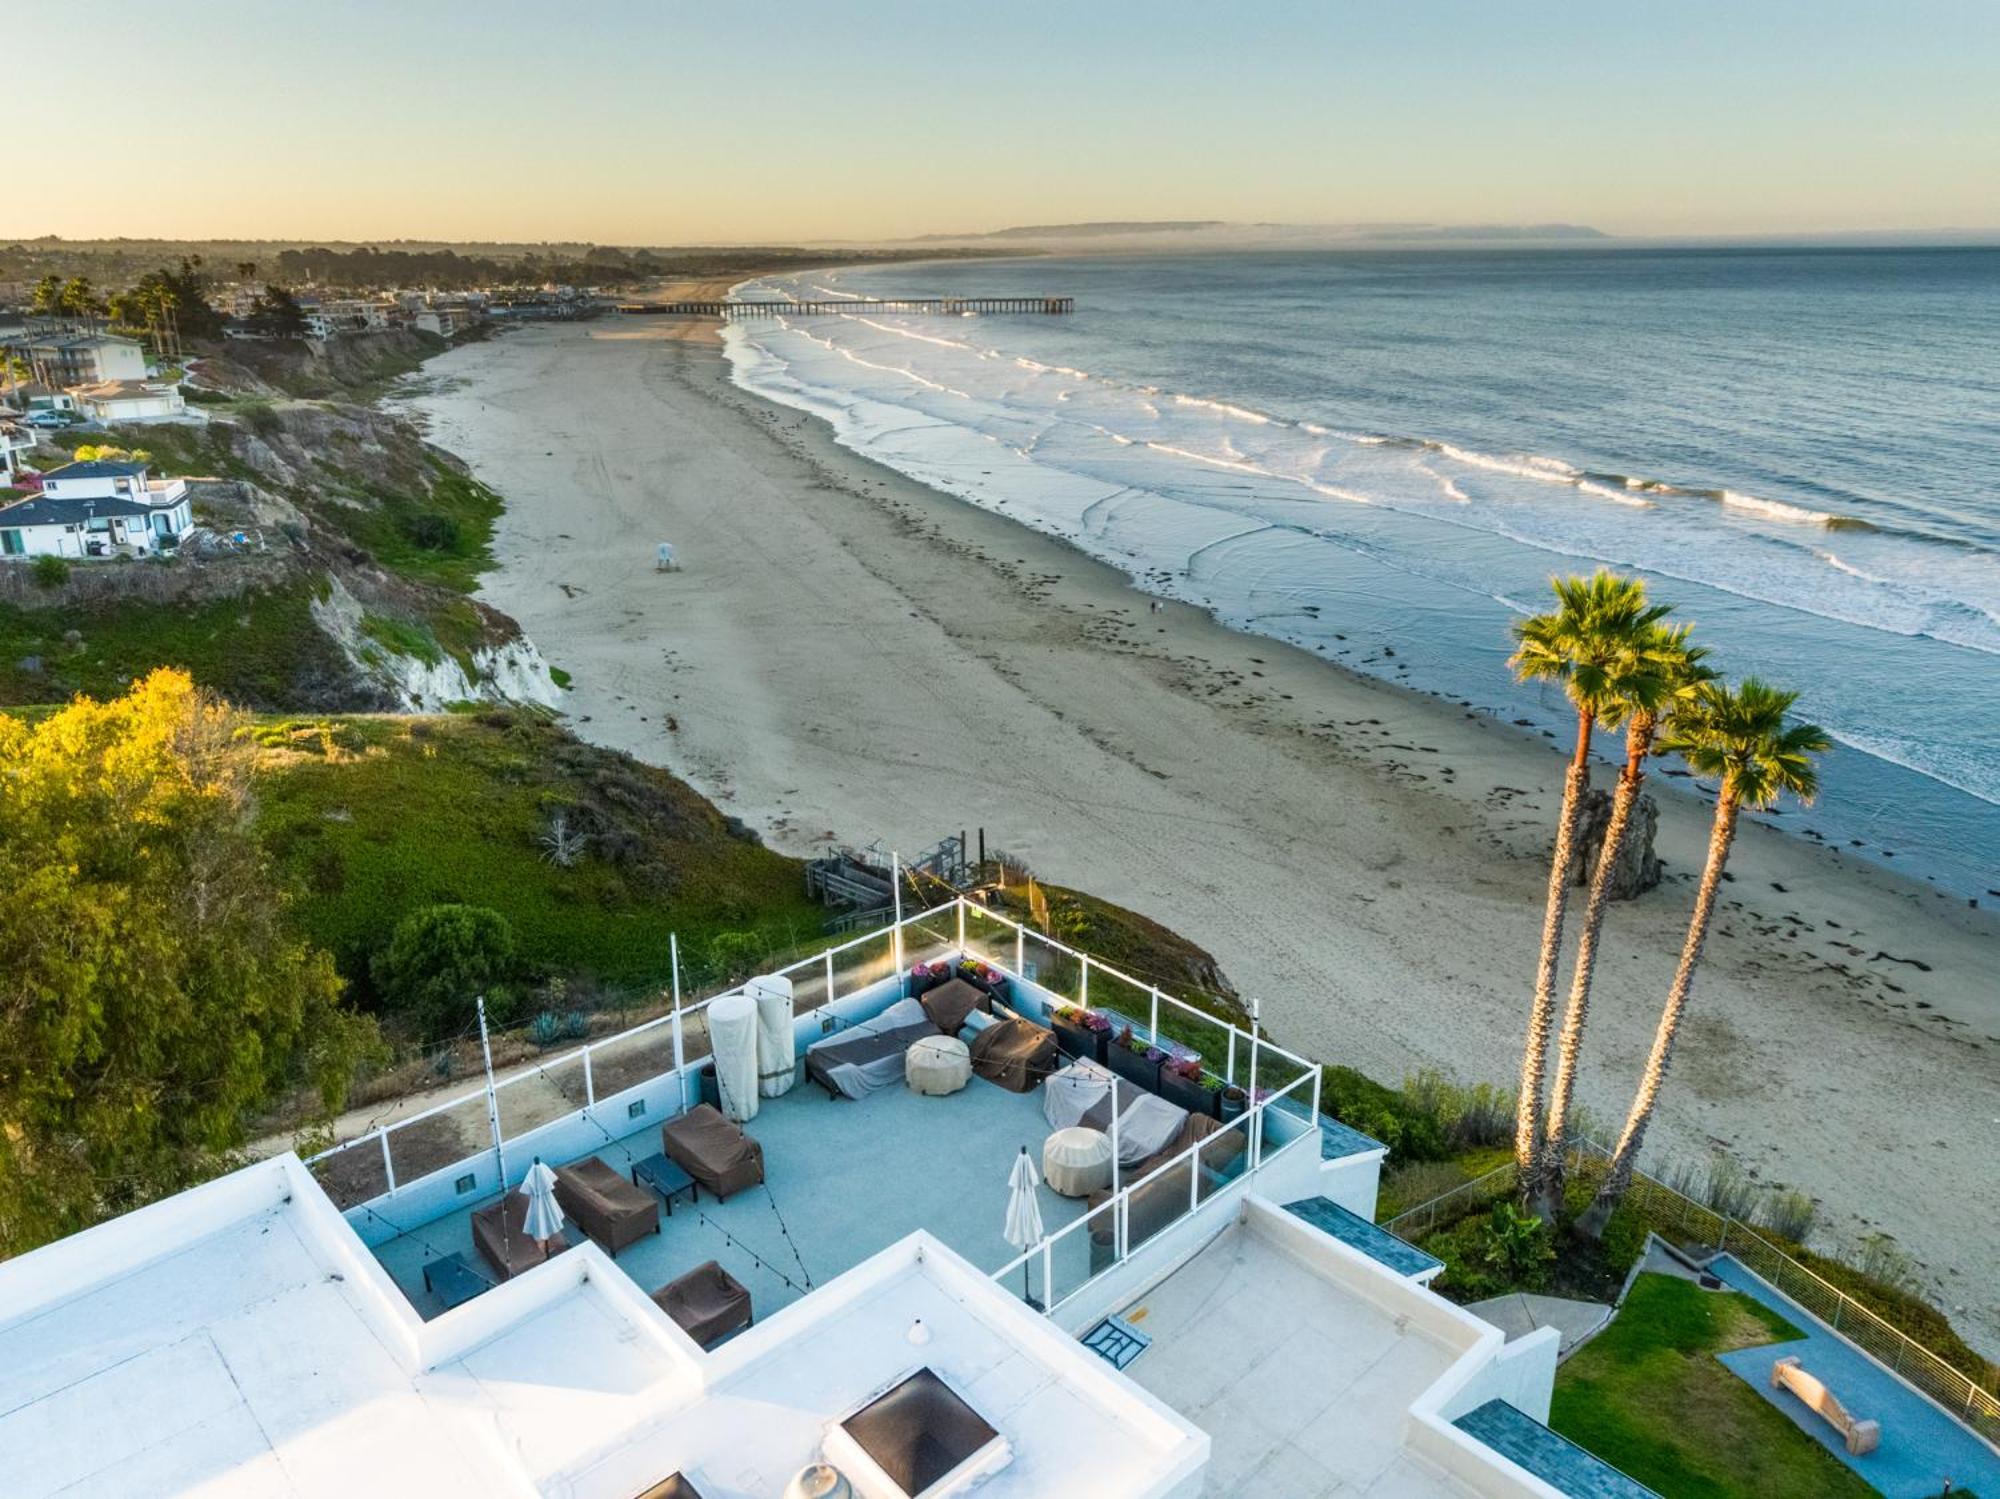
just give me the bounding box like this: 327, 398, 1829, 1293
252, 710, 829, 1001
1551, 1274, 1878, 1499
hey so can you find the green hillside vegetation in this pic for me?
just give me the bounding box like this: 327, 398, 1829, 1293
1552, 1274, 1876, 1499
252, 709, 826, 1012
0, 579, 357, 710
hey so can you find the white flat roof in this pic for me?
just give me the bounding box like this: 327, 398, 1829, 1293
0, 1156, 1203, 1499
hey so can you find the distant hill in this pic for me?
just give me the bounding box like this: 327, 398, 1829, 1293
901, 220, 1611, 249
913, 221, 1228, 242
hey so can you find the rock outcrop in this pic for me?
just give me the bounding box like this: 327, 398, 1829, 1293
1572, 787, 1664, 899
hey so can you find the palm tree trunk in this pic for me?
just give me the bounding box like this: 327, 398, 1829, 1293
1530, 718, 1651, 1222
1515, 712, 1594, 1190
1580, 793, 1741, 1238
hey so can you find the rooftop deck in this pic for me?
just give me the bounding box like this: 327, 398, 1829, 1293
370, 1071, 1100, 1323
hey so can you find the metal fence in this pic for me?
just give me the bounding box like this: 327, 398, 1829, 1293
306, 895, 1320, 1206
1384, 1144, 2000, 1443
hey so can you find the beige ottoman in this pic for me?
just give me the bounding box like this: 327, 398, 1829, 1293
905, 1034, 972, 1096
1043, 1126, 1114, 1198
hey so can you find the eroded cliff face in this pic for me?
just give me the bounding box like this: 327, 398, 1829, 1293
4, 343, 560, 714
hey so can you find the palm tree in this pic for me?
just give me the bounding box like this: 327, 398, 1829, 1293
1508, 572, 1669, 1197
1528, 623, 1711, 1221
1579, 679, 1828, 1237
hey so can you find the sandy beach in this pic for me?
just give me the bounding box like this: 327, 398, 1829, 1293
402, 319, 2000, 1353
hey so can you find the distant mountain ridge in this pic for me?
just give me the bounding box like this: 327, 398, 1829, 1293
904, 220, 1611, 247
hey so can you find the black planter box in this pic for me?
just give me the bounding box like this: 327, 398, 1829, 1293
1158, 1067, 1220, 1119
1051, 1014, 1108, 1065
1106, 1043, 1162, 1092
908, 967, 951, 1000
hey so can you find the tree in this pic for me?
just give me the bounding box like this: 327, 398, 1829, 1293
0, 670, 375, 1254
372, 904, 517, 1040
1507, 572, 1669, 1204
1529, 622, 1712, 1221
56, 276, 103, 322
28, 273, 62, 315
1579, 679, 1829, 1237
251, 283, 310, 339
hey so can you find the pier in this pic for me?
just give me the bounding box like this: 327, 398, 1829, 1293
617, 296, 1073, 320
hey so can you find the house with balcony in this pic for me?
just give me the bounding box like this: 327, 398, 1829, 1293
3, 330, 149, 387
0, 898, 1656, 1498
71, 376, 190, 425
0, 457, 193, 559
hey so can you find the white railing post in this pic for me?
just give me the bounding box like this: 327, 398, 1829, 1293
380, 1130, 397, 1196
1041, 1240, 1054, 1312
1015, 925, 1024, 975
956, 895, 966, 952
891, 852, 904, 976
583, 1044, 595, 1108
671, 933, 687, 1108
1079, 954, 1089, 1009
1149, 986, 1160, 1044
1226, 1028, 1236, 1086
824, 949, 836, 1003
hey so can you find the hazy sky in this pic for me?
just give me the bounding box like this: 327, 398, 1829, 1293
16, 1, 1999, 243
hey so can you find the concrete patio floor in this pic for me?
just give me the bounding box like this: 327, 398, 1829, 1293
370, 1073, 1094, 1324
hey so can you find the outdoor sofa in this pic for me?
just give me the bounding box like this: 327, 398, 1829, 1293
472, 1192, 571, 1281
661, 1103, 766, 1200
555, 1155, 661, 1255
1084, 1111, 1248, 1263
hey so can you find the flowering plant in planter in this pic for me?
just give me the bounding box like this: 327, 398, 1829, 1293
1199, 1073, 1225, 1093
1144, 1046, 1168, 1066
910, 960, 949, 980
1169, 1058, 1204, 1083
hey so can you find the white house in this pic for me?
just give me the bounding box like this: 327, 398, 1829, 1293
72, 377, 190, 425
0, 457, 194, 559
0, 417, 37, 484
3, 331, 149, 387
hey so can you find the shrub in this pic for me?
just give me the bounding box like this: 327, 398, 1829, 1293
1481, 1201, 1555, 1285
706, 929, 766, 986
530, 1012, 563, 1048
1760, 1189, 1818, 1244
371, 903, 516, 1040
402, 511, 462, 551
31, 554, 70, 588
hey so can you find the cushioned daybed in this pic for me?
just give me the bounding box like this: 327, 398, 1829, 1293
804, 996, 942, 1100
555, 1155, 661, 1255
661, 1103, 766, 1200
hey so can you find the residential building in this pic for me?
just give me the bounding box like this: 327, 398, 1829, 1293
0, 900, 1654, 1497
3, 331, 148, 387
71, 376, 190, 425
0, 457, 193, 559
0, 416, 36, 483
415, 304, 482, 338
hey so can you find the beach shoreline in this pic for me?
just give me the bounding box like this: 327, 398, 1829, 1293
400, 320, 1999, 1353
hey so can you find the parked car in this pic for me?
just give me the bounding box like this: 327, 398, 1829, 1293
22, 410, 73, 429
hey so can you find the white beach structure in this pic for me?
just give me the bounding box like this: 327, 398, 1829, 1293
0, 898, 1645, 1498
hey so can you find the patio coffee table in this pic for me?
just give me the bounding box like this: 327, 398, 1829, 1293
632, 1152, 698, 1214
423, 1250, 497, 1310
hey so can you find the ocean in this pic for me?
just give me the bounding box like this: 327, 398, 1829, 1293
722, 247, 2000, 897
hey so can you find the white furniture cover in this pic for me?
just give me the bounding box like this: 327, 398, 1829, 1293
905, 1034, 972, 1096
1042, 1126, 1114, 1197
1040, 1059, 1186, 1164
750, 973, 797, 1098
707, 991, 760, 1122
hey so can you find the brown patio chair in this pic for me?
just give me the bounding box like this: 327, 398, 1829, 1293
660, 1103, 765, 1200
969, 1014, 1059, 1093
472, 1192, 570, 1281
554, 1155, 661, 1255
917, 977, 987, 1035
652, 1259, 753, 1347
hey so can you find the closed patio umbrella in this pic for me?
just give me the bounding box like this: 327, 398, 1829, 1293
521, 1157, 565, 1250
1004, 1145, 1045, 1303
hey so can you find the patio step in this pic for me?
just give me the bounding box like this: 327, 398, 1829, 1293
1281, 1196, 1443, 1280
1452, 1399, 1660, 1498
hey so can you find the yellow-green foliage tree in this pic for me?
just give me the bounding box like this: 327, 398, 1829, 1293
0, 670, 375, 1254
